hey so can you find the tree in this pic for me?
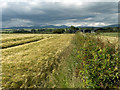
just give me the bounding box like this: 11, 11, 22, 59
68, 26, 79, 33
19, 29, 25, 33
52, 29, 65, 34
69, 26, 76, 30
31, 29, 36, 33
76, 27, 79, 30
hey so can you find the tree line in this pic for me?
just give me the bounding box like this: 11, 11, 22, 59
2, 26, 119, 34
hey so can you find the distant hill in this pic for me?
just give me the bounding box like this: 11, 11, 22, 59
103, 24, 119, 27
2, 25, 70, 29
1, 24, 119, 30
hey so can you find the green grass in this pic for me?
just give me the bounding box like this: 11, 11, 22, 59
46, 44, 85, 88
100, 32, 118, 37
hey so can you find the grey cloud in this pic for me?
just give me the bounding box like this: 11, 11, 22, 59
2, 2, 118, 27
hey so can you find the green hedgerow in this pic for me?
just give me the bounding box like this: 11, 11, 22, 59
72, 33, 120, 88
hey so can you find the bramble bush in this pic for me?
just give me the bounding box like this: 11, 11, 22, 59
73, 33, 120, 88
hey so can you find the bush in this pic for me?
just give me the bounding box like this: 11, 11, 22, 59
72, 33, 120, 88
52, 29, 65, 34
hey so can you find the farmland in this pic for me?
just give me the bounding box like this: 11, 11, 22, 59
2, 34, 74, 88
100, 32, 118, 37
99, 33, 118, 49
1, 33, 120, 88
1, 34, 54, 49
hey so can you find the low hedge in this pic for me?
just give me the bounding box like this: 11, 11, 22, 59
73, 33, 120, 88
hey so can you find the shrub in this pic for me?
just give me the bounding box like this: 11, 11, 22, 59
52, 29, 65, 34
72, 33, 120, 88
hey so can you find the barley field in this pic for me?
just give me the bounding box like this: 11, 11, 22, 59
1, 34, 53, 49
1, 34, 74, 88
100, 35, 118, 49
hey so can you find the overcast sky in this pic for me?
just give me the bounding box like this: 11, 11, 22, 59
0, 0, 119, 28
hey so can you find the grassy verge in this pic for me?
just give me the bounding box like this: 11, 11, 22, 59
45, 35, 84, 88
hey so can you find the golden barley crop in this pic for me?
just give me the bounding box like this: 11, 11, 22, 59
99, 36, 118, 49
1, 34, 53, 48
1, 34, 74, 88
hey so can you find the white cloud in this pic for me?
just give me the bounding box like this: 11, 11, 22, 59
64, 22, 105, 27
84, 18, 93, 21
11, 18, 31, 23
1, 0, 119, 3
2, 18, 33, 28
61, 22, 80, 26
0, 2, 8, 8
91, 22, 106, 26
53, 20, 109, 27
0, 0, 119, 7
29, 1, 38, 5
